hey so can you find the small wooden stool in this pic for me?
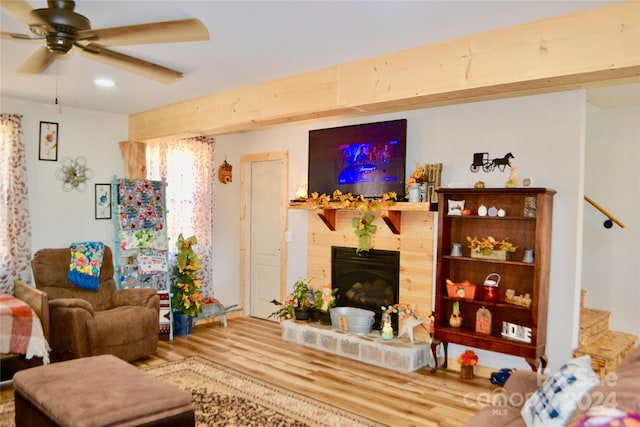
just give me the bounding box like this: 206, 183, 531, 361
13, 354, 194, 427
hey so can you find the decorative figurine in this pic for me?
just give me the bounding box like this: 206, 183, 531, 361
449, 301, 463, 328
397, 316, 423, 343
381, 312, 394, 340
505, 166, 519, 188
476, 307, 492, 334
218, 159, 232, 184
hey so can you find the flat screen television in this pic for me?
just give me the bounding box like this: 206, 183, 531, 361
307, 119, 407, 198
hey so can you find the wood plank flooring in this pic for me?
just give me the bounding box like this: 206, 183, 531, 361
1, 317, 497, 426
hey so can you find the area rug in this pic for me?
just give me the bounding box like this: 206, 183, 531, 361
0, 356, 386, 427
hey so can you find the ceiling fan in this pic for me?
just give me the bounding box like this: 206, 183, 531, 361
0, 0, 210, 83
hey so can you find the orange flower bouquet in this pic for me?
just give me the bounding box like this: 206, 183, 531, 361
457, 349, 479, 367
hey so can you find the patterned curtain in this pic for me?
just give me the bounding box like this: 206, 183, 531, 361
0, 114, 32, 294
146, 136, 216, 298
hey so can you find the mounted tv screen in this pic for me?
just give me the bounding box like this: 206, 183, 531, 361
307, 119, 407, 198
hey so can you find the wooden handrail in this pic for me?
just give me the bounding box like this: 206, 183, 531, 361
584, 195, 625, 229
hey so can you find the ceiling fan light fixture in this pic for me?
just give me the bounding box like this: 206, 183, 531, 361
46, 33, 75, 54
94, 78, 115, 88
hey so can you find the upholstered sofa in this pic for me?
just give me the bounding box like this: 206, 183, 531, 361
31, 246, 160, 362
462, 346, 640, 427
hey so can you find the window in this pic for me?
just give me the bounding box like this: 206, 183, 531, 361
146, 136, 215, 297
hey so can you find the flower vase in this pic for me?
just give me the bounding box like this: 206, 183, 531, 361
460, 365, 474, 380
173, 310, 193, 336
449, 313, 463, 328
407, 184, 421, 202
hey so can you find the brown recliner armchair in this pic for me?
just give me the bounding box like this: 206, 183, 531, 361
31, 246, 160, 362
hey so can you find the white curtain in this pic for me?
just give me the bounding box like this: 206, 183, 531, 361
146, 136, 216, 298
0, 114, 32, 294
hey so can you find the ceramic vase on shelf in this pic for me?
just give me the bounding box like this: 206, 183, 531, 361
407, 183, 421, 202
460, 365, 474, 380
449, 313, 463, 328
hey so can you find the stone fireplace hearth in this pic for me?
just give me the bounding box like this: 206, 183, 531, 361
282, 320, 433, 373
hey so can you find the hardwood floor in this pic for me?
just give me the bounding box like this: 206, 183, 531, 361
1, 317, 497, 426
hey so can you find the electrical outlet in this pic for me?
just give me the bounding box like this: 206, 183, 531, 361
285, 230, 292, 242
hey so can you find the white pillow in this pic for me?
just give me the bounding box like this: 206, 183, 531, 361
521, 355, 599, 427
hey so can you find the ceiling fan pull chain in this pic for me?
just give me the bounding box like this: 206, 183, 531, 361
55, 61, 59, 105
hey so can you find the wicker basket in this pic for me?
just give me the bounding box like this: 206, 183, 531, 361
446, 282, 477, 299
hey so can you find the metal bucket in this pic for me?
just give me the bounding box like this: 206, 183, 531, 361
330, 307, 375, 335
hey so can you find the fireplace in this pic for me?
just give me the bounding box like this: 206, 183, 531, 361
331, 246, 400, 329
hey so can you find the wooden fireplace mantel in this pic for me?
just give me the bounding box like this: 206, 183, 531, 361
288, 201, 431, 234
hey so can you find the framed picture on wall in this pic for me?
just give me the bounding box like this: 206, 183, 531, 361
38, 121, 58, 161
95, 183, 112, 220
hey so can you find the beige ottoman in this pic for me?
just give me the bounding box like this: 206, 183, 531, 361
13, 354, 194, 427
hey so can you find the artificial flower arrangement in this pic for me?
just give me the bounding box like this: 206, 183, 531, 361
353, 212, 376, 253
269, 293, 295, 320
171, 234, 203, 317
381, 303, 422, 320
467, 236, 517, 255
406, 163, 428, 186
314, 283, 339, 313
308, 189, 397, 211
457, 349, 479, 367
270, 277, 312, 319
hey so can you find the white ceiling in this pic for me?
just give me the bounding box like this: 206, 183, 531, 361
1, 0, 638, 117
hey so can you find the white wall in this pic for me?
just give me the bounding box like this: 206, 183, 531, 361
1, 97, 126, 256
214, 90, 589, 371
584, 103, 640, 335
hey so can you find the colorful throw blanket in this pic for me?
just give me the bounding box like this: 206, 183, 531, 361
0, 293, 50, 364
68, 241, 104, 290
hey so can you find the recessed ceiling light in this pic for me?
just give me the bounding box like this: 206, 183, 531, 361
94, 78, 115, 88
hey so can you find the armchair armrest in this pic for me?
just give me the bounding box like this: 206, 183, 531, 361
49, 298, 95, 316
14, 280, 49, 341
112, 288, 159, 310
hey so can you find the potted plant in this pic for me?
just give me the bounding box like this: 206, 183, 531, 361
292, 277, 311, 320
314, 283, 338, 324
457, 349, 479, 379
171, 234, 203, 335
269, 294, 295, 320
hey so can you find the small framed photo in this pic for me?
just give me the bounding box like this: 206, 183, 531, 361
38, 121, 58, 161
95, 183, 112, 220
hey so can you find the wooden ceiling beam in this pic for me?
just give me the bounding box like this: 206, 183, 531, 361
128, 2, 640, 141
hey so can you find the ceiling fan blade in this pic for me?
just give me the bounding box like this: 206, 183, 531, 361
79, 43, 183, 84
1, 0, 55, 32
1, 30, 44, 41
1, 30, 18, 39
15, 45, 57, 74
77, 18, 209, 46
